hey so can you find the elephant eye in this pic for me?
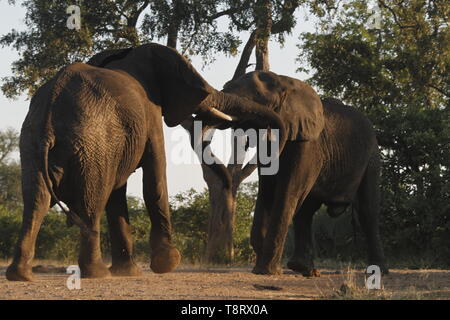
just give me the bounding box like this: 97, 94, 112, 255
254, 91, 270, 105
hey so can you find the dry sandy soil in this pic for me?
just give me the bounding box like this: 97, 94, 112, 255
1, 262, 449, 300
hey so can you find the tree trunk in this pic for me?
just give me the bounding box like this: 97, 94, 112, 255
204, 168, 237, 264
255, 33, 270, 71
231, 30, 258, 81
255, 0, 272, 71
167, 25, 178, 48
166, 0, 181, 49
188, 2, 275, 264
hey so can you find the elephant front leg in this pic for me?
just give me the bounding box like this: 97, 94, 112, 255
250, 200, 269, 271
252, 203, 293, 275
106, 184, 142, 277
252, 185, 299, 275
142, 143, 180, 274
250, 175, 274, 271
252, 143, 320, 275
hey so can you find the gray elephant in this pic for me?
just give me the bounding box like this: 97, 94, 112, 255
6, 44, 287, 281
220, 71, 388, 275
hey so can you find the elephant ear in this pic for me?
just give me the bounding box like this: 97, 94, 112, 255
86, 48, 133, 67
149, 44, 214, 127
274, 75, 324, 141
225, 71, 324, 141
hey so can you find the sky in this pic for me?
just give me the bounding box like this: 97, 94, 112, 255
0, 1, 316, 199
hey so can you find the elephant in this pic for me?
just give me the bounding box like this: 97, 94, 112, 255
6, 43, 287, 281
220, 70, 388, 276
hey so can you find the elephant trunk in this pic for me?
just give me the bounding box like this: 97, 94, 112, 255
199, 90, 287, 160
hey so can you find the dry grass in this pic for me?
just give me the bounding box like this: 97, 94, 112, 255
317, 264, 450, 300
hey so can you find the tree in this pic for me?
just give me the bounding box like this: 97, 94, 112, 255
0, 0, 241, 98
297, 0, 449, 264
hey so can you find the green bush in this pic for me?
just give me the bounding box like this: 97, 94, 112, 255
0, 205, 21, 260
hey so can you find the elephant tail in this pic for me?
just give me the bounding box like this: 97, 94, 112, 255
41, 139, 94, 237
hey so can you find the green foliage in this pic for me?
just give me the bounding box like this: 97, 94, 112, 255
0, 129, 22, 209
233, 181, 257, 264
0, 0, 237, 98
141, 0, 242, 62
1, 0, 134, 98
0, 0, 242, 98
297, 0, 449, 266
0, 205, 21, 259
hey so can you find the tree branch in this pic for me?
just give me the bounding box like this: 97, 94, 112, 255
236, 162, 257, 185
230, 29, 258, 81
426, 83, 450, 98
378, 0, 418, 29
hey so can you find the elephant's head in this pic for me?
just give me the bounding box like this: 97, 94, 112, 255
87, 44, 287, 158
222, 71, 324, 142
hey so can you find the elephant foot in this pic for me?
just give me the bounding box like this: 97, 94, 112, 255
252, 264, 282, 275
5, 263, 34, 281
79, 262, 111, 279
150, 245, 181, 274
110, 261, 142, 277
287, 259, 320, 277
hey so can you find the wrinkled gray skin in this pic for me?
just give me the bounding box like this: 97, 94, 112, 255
6, 44, 286, 281
222, 71, 388, 276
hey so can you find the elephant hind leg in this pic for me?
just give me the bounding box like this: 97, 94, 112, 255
6, 168, 51, 281
287, 197, 322, 277
106, 184, 142, 277
357, 155, 388, 274
71, 196, 112, 279
66, 165, 113, 279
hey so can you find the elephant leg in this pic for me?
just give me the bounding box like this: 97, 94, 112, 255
6, 169, 50, 281
106, 184, 142, 276
142, 142, 180, 274
72, 172, 111, 278
357, 155, 388, 274
287, 197, 322, 277
251, 175, 275, 267
253, 142, 321, 275
77, 210, 111, 278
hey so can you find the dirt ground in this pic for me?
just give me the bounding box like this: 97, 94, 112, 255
1, 262, 449, 300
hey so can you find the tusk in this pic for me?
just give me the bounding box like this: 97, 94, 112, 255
208, 107, 236, 122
